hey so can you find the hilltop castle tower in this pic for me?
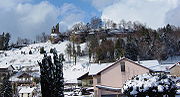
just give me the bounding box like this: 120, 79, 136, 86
50, 23, 61, 44
51, 23, 60, 34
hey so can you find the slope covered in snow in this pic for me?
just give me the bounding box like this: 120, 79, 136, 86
0, 41, 89, 83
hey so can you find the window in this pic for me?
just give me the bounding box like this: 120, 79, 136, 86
89, 80, 93, 85
97, 77, 101, 84
120, 62, 125, 72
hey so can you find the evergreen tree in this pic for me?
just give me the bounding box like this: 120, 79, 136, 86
125, 42, 139, 61
114, 38, 125, 59
0, 74, 13, 97
50, 48, 55, 53
29, 50, 32, 54
40, 47, 46, 54
38, 50, 65, 97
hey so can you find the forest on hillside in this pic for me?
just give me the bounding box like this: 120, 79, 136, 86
66, 17, 180, 62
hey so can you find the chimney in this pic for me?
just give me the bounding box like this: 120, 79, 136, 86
137, 55, 140, 64
99, 61, 101, 65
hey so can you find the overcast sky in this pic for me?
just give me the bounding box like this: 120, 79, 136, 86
0, 0, 180, 41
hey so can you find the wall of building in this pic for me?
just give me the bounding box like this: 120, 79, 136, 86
93, 75, 101, 97
100, 60, 149, 88
170, 65, 180, 77
19, 93, 33, 97
81, 79, 93, 87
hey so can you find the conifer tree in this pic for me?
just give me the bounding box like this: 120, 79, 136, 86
29, 50, 32, 54
38, 50, 65, 97
0, 74, 13, 97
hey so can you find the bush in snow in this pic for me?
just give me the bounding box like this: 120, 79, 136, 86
40, 47, 46, 54
122, 73, 177, 97
29, 50, 32, 54
50, 48, 54, 53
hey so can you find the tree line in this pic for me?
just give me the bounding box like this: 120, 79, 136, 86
67, 17, 180, 62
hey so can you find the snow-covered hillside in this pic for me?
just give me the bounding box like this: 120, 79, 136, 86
0, 41, 89, 83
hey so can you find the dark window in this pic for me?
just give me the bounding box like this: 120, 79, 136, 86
97, 77, 101, 84
120, 62, 125, 72
89, 80, 93, 84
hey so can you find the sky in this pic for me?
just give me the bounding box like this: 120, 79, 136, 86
0, 0, 180, 41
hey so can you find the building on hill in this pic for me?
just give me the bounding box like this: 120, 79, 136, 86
50, 23, 63, 43
78, 58, 168, 97
51, 23, 60, 34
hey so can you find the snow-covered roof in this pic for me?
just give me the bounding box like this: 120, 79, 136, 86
160, 56, 180, 64
150, 64, 172, 72
0, 65, 10, 69
0, 64, 14, 71
19, 87, 35, 94
136, 60, 159, 69
88, 63, 113, 75
169, 62, 180, 70
135, 60, 166, 71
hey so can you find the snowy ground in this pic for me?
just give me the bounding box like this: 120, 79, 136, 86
0, 41, 89, 83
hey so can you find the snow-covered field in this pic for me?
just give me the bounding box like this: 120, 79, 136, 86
0, 41, 89, 83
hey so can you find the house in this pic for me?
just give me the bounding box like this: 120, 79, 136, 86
77, 72, 93, 87
10, 66, 40, 96
10, 71, 40, 86
169, 62, 180, 77
93, 58, 155, 97
78, 58, 163, 97
18, 86, 36, 97
0, 64, 14, 84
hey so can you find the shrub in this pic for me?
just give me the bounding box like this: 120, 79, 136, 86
29, 50, 32, 54
50, 48, 54, 53
123, 73, 177, 97
40, 47, 46, 54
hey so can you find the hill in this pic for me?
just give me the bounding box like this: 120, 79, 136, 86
0, 41, 89, 83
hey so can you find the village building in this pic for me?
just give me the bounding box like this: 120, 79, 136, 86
169, 62, 180, 77
10, 66, 40, 96
10, 66, 40, 85
78, 58, 164, 97
0, 64, 14, 84
77, 72, 93, 87
18, 86, 36, 97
